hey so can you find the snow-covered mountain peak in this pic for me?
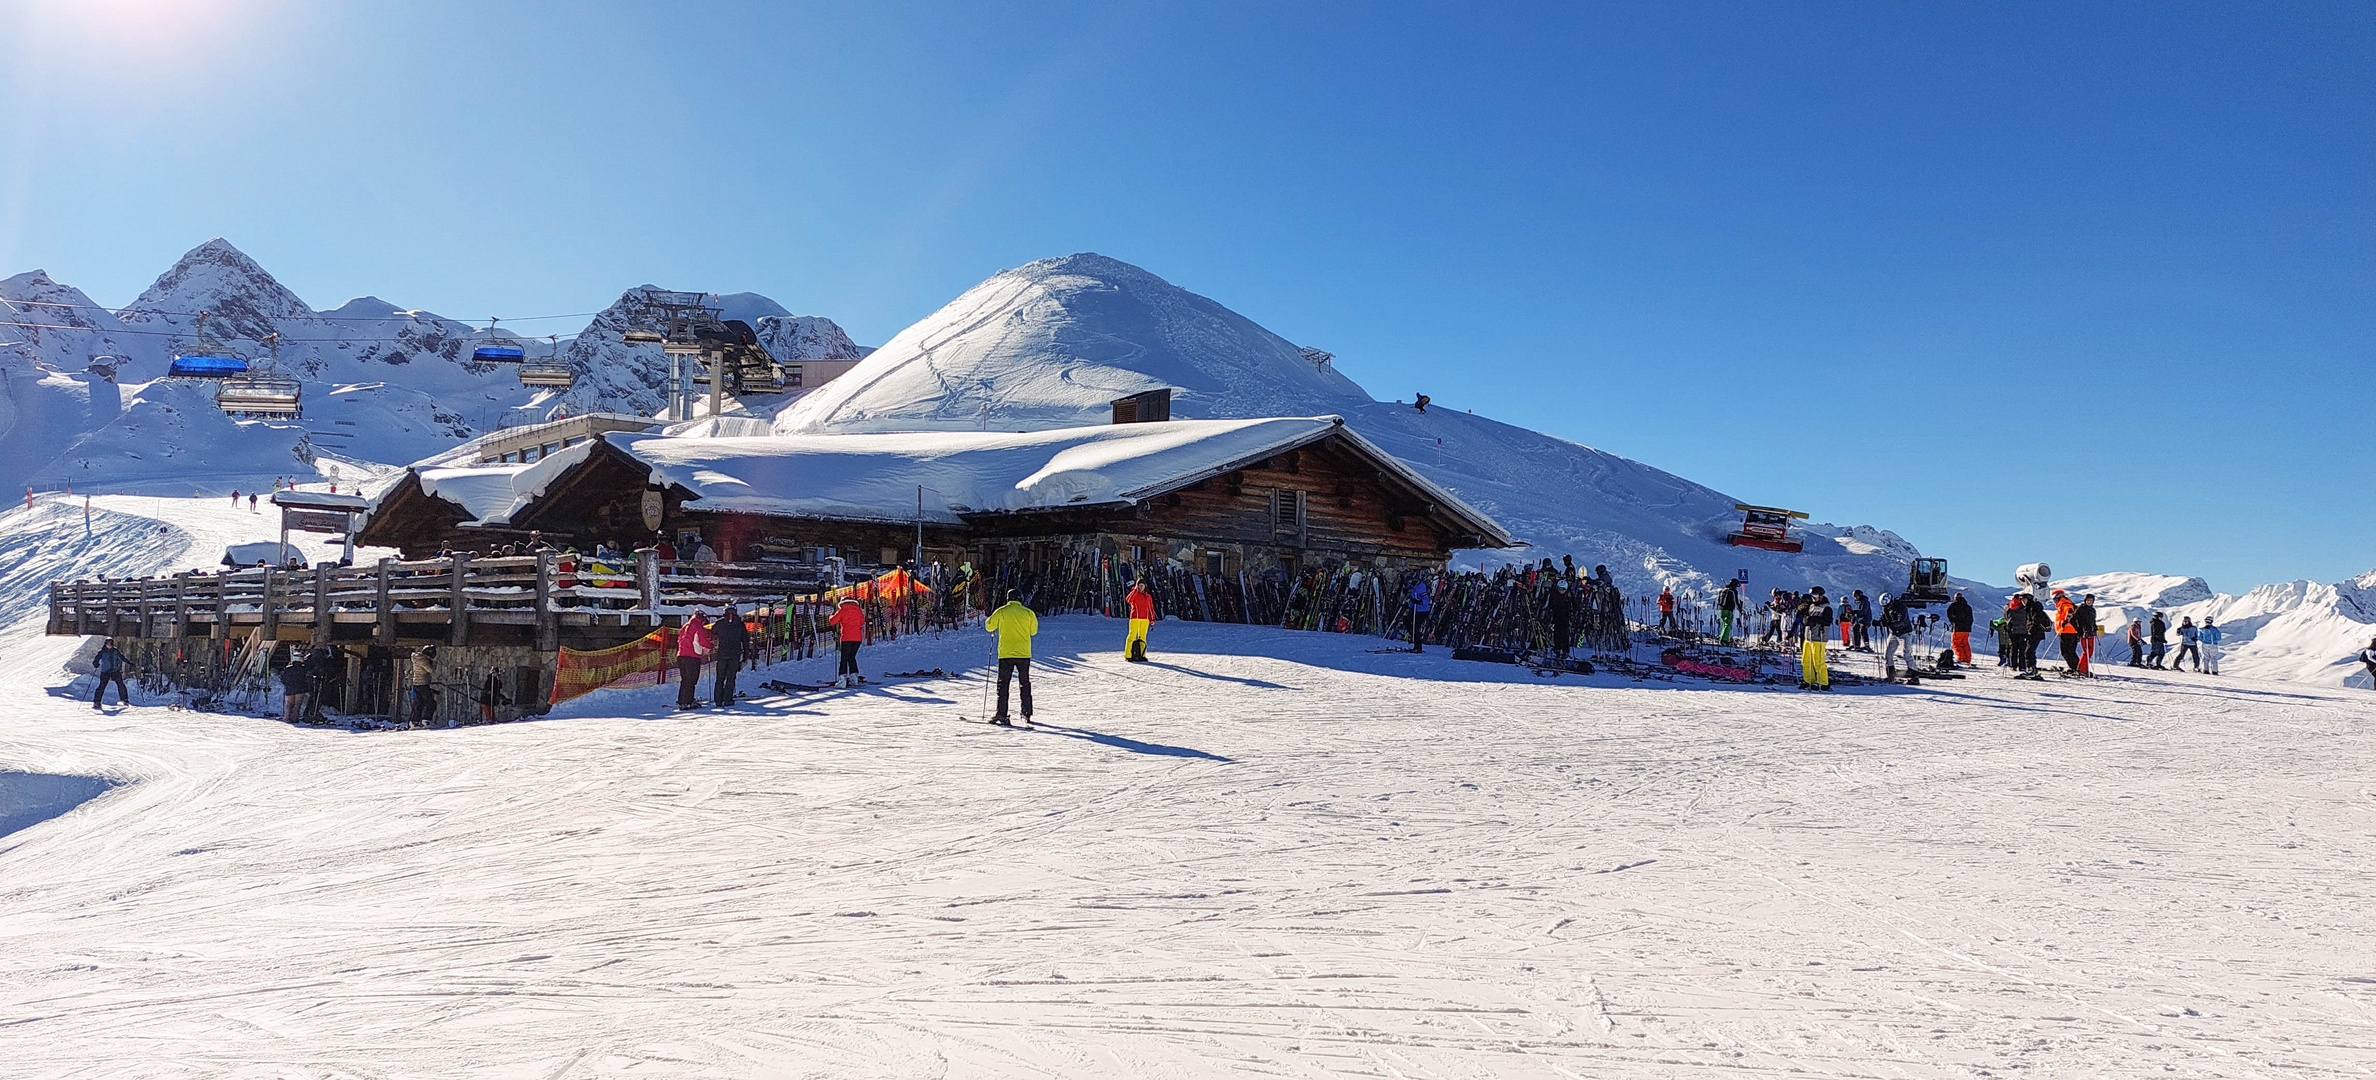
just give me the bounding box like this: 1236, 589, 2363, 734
776, 252, 1372, 434
120, 238, 311, 340
2049, 572, 2216, 610
756, 315, 866, 361
321, 296, 411, 320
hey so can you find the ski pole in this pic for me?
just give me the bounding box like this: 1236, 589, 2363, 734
980, 619, 995, 721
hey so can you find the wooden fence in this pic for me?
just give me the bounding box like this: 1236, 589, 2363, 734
48, 553, 844, 651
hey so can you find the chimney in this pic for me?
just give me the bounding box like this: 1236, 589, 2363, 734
1110, 388, 1172, 424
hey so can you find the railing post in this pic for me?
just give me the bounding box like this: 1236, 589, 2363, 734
261, 568, 280, 642
173, 576, 190, 638
374, 558, 395, 645
311, 564, 332, 646
134, 582, 151, 639
639, 549, 660, 613
448, 553, 471, 647
107, 585, 124, 640
47, 584, 61, 636
211, 572, 228, 641
534, 550, 558, 653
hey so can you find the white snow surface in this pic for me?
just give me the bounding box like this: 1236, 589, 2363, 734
1, 496, 2373, 1077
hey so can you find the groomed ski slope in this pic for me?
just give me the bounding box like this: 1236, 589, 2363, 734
1, 503, 2373, 1078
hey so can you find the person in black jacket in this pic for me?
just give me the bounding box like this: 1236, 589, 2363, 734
303, 646, 337, 721
2072, 595, 2099, 677
278, 653, 318, 723
1945, 593, 1974, 665
1852, 590, 1875, 651
2003, 595, 2049, 680
92, 638, 130, 709
2147, 612, 2169, 669
1877, 593, 1917, 679
713, 604, 747, 707
1799, 587, 1835, 690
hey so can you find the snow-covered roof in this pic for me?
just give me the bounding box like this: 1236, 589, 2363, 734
389, 415, 1512, 545
415, 441, 597, 526
611, 416, 1510, 543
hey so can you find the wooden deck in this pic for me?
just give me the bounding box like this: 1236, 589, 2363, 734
48, 553, 845, 651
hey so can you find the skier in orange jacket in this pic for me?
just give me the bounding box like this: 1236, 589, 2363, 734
2052, 590, 2083, 674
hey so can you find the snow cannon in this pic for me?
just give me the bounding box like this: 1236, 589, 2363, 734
1727, 504, 1807, 553
2014, 562, 2053, 597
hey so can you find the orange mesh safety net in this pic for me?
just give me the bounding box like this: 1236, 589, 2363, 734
826, 567, 932, 602
551, 628, 680, 706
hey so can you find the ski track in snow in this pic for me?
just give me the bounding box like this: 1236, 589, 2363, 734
0, 499, 2372, 1078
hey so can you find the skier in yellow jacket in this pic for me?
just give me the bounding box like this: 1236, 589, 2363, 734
985, 590, 1039, 726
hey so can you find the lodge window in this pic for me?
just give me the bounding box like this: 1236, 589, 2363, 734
1269, 489, 1307, 547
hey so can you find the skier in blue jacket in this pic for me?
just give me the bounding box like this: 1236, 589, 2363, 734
92, 639, 129, 709
1407, 577, 1432, 653
2198, 618, 2223, 675
2171, 617, 2202, 672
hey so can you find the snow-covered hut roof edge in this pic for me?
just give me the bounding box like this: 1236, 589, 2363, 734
376, 415, 1513, 546
615, 415, 1510, 544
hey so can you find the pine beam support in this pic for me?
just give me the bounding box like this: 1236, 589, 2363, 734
374, 558, 396, 645
448, 553, 471, 647
534, 550, 558, 653
310, 566, 332, 646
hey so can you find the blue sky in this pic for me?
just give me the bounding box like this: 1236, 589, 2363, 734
3, 1, 2368, 589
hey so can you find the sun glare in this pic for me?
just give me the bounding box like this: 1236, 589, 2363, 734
16, 0, 270, 60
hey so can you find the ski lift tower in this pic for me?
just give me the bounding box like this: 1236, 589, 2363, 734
619, 290, 728, 420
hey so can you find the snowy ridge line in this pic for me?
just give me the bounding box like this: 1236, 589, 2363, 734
3, 295, 606, 323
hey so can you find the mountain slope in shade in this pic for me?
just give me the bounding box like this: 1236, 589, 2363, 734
775, 253, 1929, 600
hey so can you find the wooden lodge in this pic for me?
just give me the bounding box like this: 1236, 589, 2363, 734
47, 415, 1512, 725
356, 415, 1512, 582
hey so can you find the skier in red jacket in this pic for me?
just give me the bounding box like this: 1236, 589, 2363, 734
828, 598, 868, 687
1124, 580, 1157, 662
